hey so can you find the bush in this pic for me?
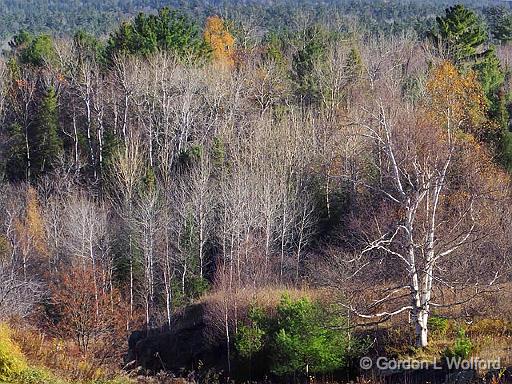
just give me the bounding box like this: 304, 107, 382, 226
235, 323, 265, 359
428, 315, 449, 337
443, 329, 473, 360
0, 323, 28, 381
235, 294, 366, 378
16, 366, 133, 384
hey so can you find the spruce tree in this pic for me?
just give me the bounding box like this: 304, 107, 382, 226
346, 46, 363, 81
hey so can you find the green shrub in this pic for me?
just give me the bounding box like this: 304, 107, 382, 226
428, 316, 449, 337
235, 294, 366, 378
443, 329, 473, 360
0, 323, 28, 382
271, 295, 347, 375
235, 322, 265, 359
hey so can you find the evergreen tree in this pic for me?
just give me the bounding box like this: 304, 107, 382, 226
31, 87, 63, 178
264, 32, 286, 66
22, 34, 55, 67
485, 6, 512, 44
101, 128, 121, 172
434, 5, 488, 64
474, 47, 506, 121
73, 30, 105, 64
292, 25, 327, 105
5, 123, 28, 181
8, 30, 31, 52
9, 31, 56, 67
346, 45, 363, 81
235, 295, 364, 378
106, 7, 210, 61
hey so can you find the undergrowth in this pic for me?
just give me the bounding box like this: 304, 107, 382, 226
0, 323, 132, 384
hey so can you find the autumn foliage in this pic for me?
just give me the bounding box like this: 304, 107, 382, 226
426, 61, 494, 139
49, 266, 128, 358
203, 15, 235, 67
13, 187, 49, 279
2, 2, 512, 381
427, 62, 485, 118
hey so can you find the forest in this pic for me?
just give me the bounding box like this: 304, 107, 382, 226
0, 0, 511, 39
2, 1, 512, 384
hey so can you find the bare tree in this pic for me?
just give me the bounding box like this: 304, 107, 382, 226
330, 63, 511, 346
109, 134, 145, 319
131, 187, 162, 329
0, 266, 41, 320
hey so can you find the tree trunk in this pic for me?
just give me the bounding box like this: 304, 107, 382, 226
415, 309, 428, 347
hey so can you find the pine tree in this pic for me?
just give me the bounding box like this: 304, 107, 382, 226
264, 32, 286, 66
5, 123, 27, 180
105, 7, 210, 61
73, 30, 104, 64
434, 5, 488, 64
474, 47, 506, 122
346, 46, 363, 81
292, 25, 327, 105
31, 87, 63, 177
9, 31, 56, 67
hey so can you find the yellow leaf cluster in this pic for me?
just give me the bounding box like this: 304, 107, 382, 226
14, 187, 48, 261
426, 61, 489, 138
204, 15, 235, 67
0, 323, 27, 381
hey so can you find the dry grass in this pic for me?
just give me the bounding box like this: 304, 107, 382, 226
199, 285, 329, 344
11, 324, 127, 383
201, 285, 325, 311
200, 283, 512, 363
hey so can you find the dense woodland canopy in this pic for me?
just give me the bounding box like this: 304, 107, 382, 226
0, 0, 512, 39
2, 1, 512, 382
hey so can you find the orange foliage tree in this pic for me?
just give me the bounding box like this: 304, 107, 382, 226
426, 61, 495, 140
14, 186, 48, 279
49, 266, 128, 357
203, 15, 235, 67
